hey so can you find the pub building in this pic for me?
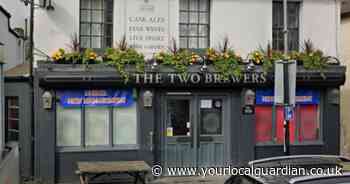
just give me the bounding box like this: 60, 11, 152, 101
4, 0, 345, 183
21, 61, 343, 183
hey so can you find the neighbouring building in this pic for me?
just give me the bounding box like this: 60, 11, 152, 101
7, 0, 346, 183
341, 0, 350, 157
0, 2, 29, 184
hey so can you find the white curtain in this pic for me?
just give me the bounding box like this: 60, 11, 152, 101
85, 107, 109, 146
113, 103, 137, 145
56, 105, 81, 147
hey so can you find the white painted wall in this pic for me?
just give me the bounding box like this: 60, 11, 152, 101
300, 0, 339, 57
0, 12, 24, 70
0, 0, 30, 29
211, 0, 272, 56
34, 0, 80, 61
34, 0, 341, 60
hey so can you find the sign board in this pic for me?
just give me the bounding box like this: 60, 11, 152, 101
256, 89, 320, 105
57, 89, 134, 107
126, 0, 169, 58
274, 60, 297, 106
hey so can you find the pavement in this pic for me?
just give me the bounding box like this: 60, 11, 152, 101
150, 176, 230, 184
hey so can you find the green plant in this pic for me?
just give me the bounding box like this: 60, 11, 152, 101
257, 43, 285, 73
105, 46, 145, 83
213, 50, 242, 79
299, 40, 327, 70
299, 50, 327, 70
208, 37, 243, 79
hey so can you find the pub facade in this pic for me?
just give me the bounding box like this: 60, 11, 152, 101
15, 0, 346, 183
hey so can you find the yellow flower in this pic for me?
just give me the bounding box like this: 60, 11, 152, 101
223, 52, 229, 59
51, 49, 65, 61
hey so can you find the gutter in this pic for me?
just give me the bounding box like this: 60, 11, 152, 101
0, 5, 21, 39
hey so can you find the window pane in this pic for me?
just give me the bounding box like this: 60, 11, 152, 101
255, 106, 273, 143
80, 36, 91, 48
199, 37, 208, 48
167, 100, 190, 136
200, 99, 222, 135
298, 105, 319, 142
81, 0, 91, 9
180, 25, 188, 36
91, 24, 102, 35
56, 105, 81, 147
199, 25, 208, 36
80, 10, 91, 22
91, 0, 102, 9
91, 37, 102, 48
114, 103, 137, 145
189, 0, 198, 11
81, 23, 91, 35
80, 0, 113, 48
199, 13, 208, 24
189, 12, 198, 23
273, 2, 299, 51
85, 107, 109, 146
189, 25, 198, 36
6, 97, 19, 142
92, 10, 103, 22
189, 37, 198, 48
199, 0, 209, 11
180, 0, 188, 10
180, 12, 188, 23
180, 37, 188, 48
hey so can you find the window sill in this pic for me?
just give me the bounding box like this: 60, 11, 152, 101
255, 141, 324, 147
56, 145, 140, 153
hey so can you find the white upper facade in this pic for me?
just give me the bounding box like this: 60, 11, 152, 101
34, 0, 342, 60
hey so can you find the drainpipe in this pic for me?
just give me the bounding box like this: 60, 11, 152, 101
0, 42, 5, 159
29, 0, 35, 178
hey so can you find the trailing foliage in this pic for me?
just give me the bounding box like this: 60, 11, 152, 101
104, 47, 145, 83
49, 37, 337, 80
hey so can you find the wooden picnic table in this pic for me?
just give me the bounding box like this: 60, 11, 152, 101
76, 161, 151, 184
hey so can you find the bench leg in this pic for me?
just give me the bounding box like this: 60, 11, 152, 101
79, 174, 85, 184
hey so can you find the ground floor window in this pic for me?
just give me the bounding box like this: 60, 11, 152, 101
255, 89, 321, 144
5, 97, 19, 142
56, 89, 138, 149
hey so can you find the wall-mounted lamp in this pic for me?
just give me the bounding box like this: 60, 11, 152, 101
46, 0, 55, 11
23, 0, 54, 11
199, 55, 208, 72
328, 88, 340, 105
0, 42, 4, 64
244, 89, 255, 106
151, 59, 158, 70
143, 90, 153, 108
42, 91, 53, 109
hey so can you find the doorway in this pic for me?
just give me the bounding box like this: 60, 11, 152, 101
161, 92, 230, 168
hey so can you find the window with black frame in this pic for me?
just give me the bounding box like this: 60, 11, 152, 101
179, 0, 210, 49
5, 97, 19, 142
255, 89, 321, 145
272, 1, 300, 51
56, 90, 138, 150
80, 0, 113, 49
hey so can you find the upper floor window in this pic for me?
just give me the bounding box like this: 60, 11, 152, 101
80, 0, 114, 49
179, 0, 210, 49
272, 1, 300, 51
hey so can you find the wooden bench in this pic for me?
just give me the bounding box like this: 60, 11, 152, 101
76, 161, 151, 184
